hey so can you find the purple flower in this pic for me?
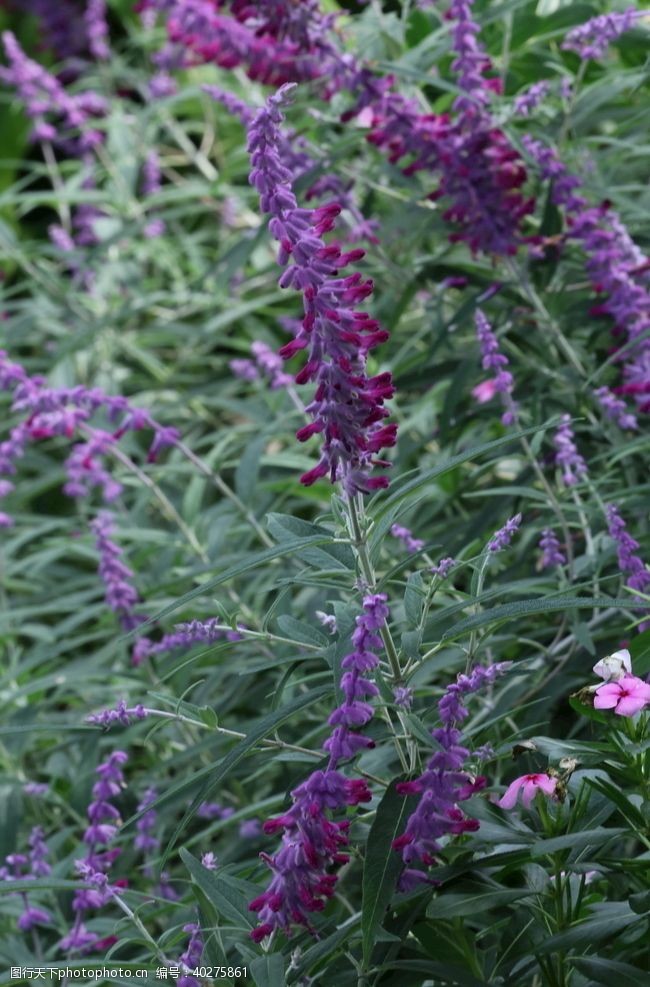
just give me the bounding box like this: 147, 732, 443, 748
315, 610, 337, 634
134, 787, 160, 854
474, 310, 517, 424
2, 827, 52, 933
561, 8, 640, 61
231, 341, 293, 390
324, 593, 388, 763
552, 415, 588, 487
87, 700, 148, 728
23, 782, 49, 797
1, 32, 106, 153
594, 387, 638, 431
391, 524, 425, 554
132, 617, 243, 665
249, 592, 388, 941
538, 528, 565, 569
85, 0, 111, 61
522, 139, 649, 417
201, 852, 218, 870
488, 514, 522, 553
431, 556, 456, 578
606, 504, 650, 595
513, 81, 550, 116
239, 818, 262, 839
393, 686, 414, 709
247, 85, 397, 494
393, 663, 510, 880
90, 512, 142, 630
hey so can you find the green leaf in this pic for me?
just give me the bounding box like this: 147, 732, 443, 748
361, 781, 413, 966
569, 955, 645, 986
180, 849, 254, 928
535, 903, 639, 954
126, 536, 332, 634
157, 686, 329, 866
426, 887, 533, 918
286, 926, 356, 984
373, 421, 556, 517
250, 953, 286, 987
403, 570, 425, 627
442, 597, 644, 640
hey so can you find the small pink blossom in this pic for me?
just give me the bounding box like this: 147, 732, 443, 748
593, 675, 650, 717
497, 773, 557, 810
471, 379, 499, 404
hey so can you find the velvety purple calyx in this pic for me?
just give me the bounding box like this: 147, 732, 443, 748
249, 593, 389, 942
246, 84, 396, 494
61, 751, 127, 955
561, 8, 640, 61
488, 514, 521, 552
393, 663, 510, 882
391, 524, 425, 553
90, 512, 142, 631
538, 528, 565, 569
606, 504, 650, 596
552, 415, 588, 487
132, 617, 244, 665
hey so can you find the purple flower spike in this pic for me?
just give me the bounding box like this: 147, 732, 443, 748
474, 309, 517, 424
85, 0, 111, 61
594, 387, 638, 431
552, 415, 588, 487
249, 593, 388, 942
90, 512, 142, 631
606, 504, 650, 596
562, 8, 640, 61
513, 81, 550, 117
87, 700, 148, 728
431, 556, 456, 578
488, 514, 522, 552
539, 528, 565, 569
1, 32, 106, 153
393, 663, 510, 882
247, 85, 396, 494
391, 524, 425, 554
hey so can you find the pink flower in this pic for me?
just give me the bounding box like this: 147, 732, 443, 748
497, 773, 557, 809
593, 675, 650, 717
471, 378, 499, 404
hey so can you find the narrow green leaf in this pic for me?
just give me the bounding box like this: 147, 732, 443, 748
442, 597, 644, 640
125, 536, 331, 635
180, 849, 253, 928
361, 781, 412, 966
158, 686, 329, 866
250, 953, 286, 987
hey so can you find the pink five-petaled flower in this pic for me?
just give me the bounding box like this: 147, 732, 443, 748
497, 773, 557, 810
593, 675, 650, 717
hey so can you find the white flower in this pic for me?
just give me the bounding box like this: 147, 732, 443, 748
592, 648, 631, 682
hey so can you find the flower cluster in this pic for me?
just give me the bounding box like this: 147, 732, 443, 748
249, 593, 388, 941
591, 648, 650, 717
552, 415, 588, 488
133, 618, 243, 666
87, 700, 149, 728
561, 8, 640, 61
473, 309, 517, 424
605, 504, 650, 596
231, 341, 293, 391
0, 351, 178, 515
538, 528, 565, 569
488, 514, 522, 553
90, 512, 142, 631
393, 663, 511, 885
1, 32, 106, 151
61, 751, 127, 954
391, 524, 425, 554
523, 138, 649, 419
0, 828, 52, 932
247, 85, 397, 493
